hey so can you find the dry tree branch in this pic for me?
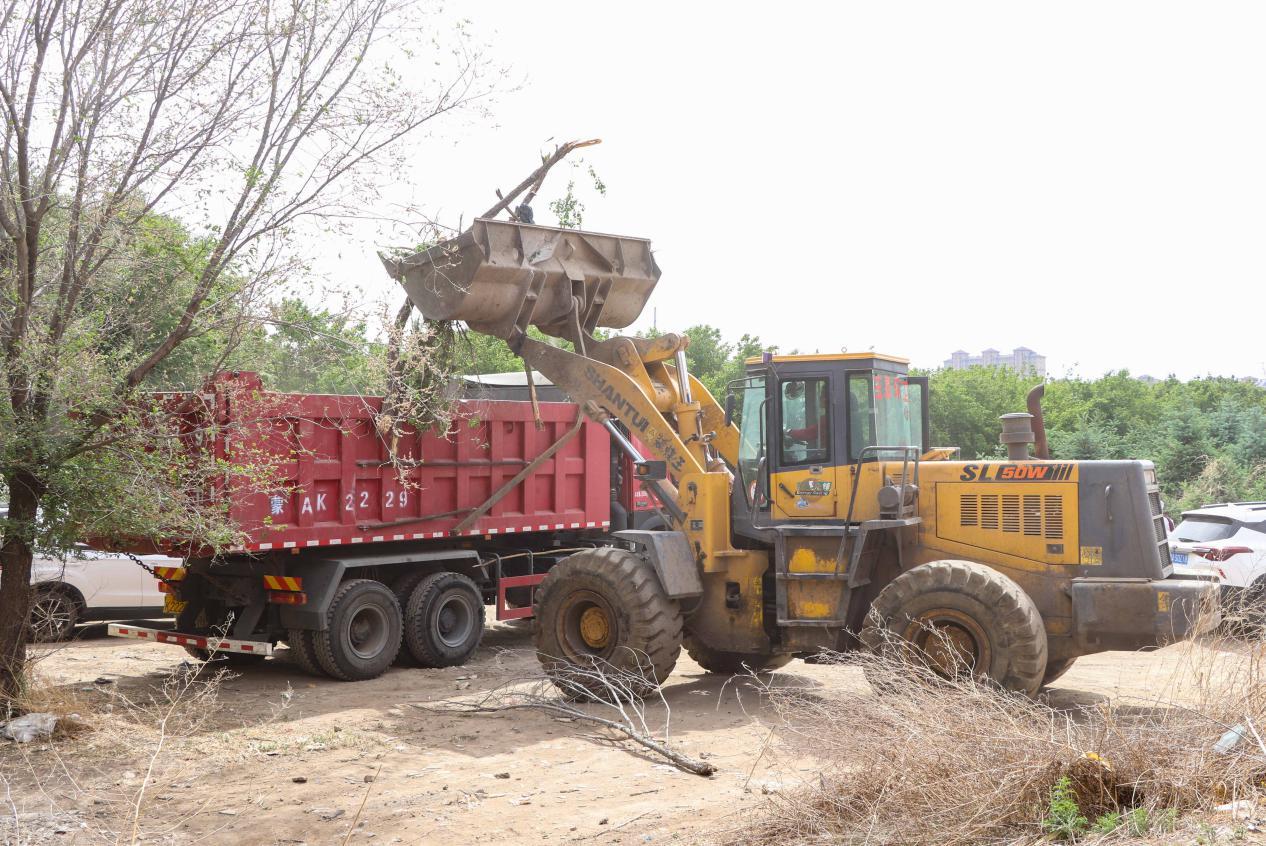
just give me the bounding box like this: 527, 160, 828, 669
481, 138, 601, 222
414, 657, 716, 777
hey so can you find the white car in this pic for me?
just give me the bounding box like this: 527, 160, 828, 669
1169, 503, 1266, 610
29, 546, 177, 642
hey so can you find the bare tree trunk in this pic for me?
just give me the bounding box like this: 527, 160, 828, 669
0, 469, 45, 702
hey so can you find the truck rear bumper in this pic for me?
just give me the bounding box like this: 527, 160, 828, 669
108, 622, 274, 656
1070, 574, 1220, 654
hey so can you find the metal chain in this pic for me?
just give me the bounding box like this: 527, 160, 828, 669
122, 550, 182, 590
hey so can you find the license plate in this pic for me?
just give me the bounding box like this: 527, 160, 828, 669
164, 594, 188, 614
1170, 551, 1188, 565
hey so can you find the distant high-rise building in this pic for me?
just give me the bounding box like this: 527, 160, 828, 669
943, 347, 1046, 377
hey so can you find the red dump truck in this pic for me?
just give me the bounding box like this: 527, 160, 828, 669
108, 371, 663, 680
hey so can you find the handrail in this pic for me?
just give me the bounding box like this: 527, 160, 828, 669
844, 445, 922, 525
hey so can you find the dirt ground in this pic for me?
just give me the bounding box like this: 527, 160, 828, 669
0, 618, 1258, 846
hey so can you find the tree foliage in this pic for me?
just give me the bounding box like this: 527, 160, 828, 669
0, 0, 493, 700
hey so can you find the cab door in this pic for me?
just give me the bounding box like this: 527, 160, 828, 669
770, 375, 840, 520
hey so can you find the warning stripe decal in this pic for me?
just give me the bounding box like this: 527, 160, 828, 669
262, 574, 302, 591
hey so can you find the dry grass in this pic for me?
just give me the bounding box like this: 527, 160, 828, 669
737, 626, 1266, 846
0, 659, 258, 845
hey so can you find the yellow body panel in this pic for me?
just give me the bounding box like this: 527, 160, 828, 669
770, 466, 841, 519
784, 534, 847, 620
931, 480, 1079, 564
770, 459, 1086, 574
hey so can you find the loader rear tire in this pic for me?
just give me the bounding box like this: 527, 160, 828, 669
684, 636, 792, 675
1041, 657, 1077, 686
313, 579, 403, 681
287, 629, 325, 677
533, 547, 682, 698
860, 560, 1048, 698
404, 571, 485, 668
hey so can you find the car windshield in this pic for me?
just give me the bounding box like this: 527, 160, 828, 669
1174, 517, 1238, 543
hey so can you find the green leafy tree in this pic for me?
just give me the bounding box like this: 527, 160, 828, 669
0, 0, 492, 701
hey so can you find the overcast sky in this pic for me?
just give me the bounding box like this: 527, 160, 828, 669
330, 1, 1265, 381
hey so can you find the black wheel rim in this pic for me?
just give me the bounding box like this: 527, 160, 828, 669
346, 603, 389, 659
433, 591, 476, 648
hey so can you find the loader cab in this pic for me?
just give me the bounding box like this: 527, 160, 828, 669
734, 354, 928, 521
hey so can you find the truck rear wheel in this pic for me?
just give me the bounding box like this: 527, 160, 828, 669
404, 571, 485, 667
533, 547, 682, 697
313, 579, 403, 681
684, 636, 792, 675
287, 629, 325, 677
390, 570, 433, 666
860, 560, 1048, 697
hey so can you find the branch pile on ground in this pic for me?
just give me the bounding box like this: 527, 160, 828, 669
738, 631, 1266, 846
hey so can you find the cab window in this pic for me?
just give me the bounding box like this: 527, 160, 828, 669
779, 378, 830, 465
847, 371, 916, 460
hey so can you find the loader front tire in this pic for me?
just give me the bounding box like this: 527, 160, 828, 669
533, 547, 682, 697
684, 636, 792, 675
860, 560, 1048, 697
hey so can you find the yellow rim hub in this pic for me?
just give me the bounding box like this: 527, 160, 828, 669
579, 606, 610, 649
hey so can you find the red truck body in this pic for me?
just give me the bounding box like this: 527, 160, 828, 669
212, 377, 609, 552
107, 372, 664, 680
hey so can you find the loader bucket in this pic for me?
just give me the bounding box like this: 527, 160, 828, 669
382, 218, 660, 341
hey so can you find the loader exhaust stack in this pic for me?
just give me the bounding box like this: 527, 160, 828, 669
381, 219, 660, 342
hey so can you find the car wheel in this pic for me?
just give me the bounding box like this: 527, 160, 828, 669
28, 589, 80, 642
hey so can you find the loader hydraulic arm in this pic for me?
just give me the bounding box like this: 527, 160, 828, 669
383, 217, 743, 539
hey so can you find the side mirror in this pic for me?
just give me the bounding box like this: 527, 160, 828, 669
724, 392, 736, 427
633, 460, 668, 482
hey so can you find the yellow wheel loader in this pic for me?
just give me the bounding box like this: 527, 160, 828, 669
384, 219, 1216, 696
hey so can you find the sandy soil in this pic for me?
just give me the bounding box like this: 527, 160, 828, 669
0, 620, 1256, 846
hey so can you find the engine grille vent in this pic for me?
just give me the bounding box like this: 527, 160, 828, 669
960, 494, 978, 526
1023, 495, 1042, 536
1148, 486, 1173, 568
1044, 495, 1064, 539
965, 493, 1067, 538
981, 495, 999, 530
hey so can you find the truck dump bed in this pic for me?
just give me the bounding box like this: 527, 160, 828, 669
143, 372, 611, 554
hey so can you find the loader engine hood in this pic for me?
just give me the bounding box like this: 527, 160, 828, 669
381, 218, 660, 342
